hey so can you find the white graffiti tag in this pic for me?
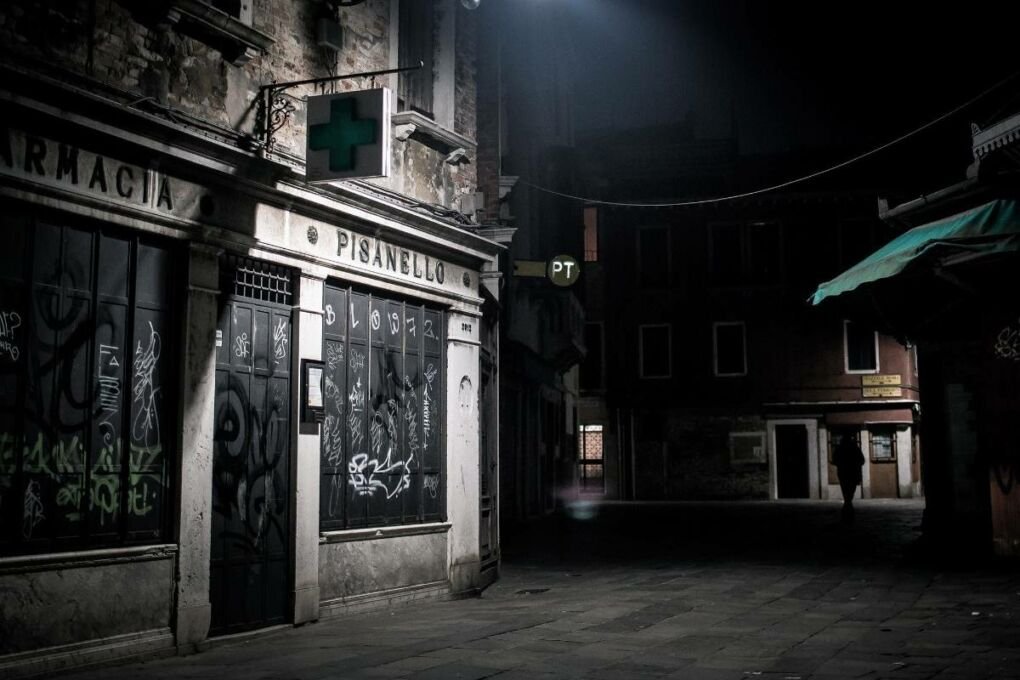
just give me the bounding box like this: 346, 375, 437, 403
348, 400, 413, 499
23, 480, 45, 539
994, 318, 1020, 361
131, 322, 161, 448
424, 474, 440, 499
0, 310, 21, 362
233, 332, 250, 359
273, 319, 288, 364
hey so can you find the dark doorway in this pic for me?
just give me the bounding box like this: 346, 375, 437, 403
210, 257, 293, 636
775, 424, 809, 499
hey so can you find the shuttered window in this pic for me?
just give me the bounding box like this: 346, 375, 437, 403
0, 208, 177, 555
398, 0, 435, 117
320, 283, 445, 530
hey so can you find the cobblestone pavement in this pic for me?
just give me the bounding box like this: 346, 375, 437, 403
57, 500, 1020, 680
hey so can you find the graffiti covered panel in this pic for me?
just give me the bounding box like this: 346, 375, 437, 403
320, 286, 444, 531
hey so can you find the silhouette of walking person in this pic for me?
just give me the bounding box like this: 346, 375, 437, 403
834, 435, 865, 525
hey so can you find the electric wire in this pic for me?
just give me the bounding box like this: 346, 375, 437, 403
517, 70, 1020, 208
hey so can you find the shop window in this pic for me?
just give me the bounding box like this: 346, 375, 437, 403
320, 283, 445, 530
713, 321, 747, 377
0, 213, 177, 555
870, 429, 896, 462
578, 424, 605, 493
637, 226, 669, 288
844, 320, 878, 373
639, 324, 671, 379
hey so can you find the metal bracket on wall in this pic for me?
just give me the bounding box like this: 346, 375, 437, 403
255, 61, 423, 155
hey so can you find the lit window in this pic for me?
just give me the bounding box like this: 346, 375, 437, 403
869, 430, 896, 462
583, 206, 599, 262
578, 424, 605, 494
844, 320, 878, 373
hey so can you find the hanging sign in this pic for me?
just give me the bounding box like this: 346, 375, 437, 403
305, 88, 391, 182
548, 254, 580, 287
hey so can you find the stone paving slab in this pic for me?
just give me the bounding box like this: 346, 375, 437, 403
51, 500, 1020, 680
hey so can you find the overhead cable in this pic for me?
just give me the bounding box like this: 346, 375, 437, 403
517, 70, 1020, 208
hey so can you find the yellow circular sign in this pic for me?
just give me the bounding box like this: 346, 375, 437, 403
547, 255, 580, 287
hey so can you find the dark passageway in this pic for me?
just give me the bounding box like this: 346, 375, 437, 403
503, 499, 927, 570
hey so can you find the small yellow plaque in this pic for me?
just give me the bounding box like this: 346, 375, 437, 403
861, 374, 901, 386
863, 386, 903, 398
513, 260, 547, 277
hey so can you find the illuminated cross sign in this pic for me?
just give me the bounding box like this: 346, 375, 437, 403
305, 88, 391, 183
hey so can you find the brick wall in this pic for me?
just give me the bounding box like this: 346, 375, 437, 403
634, 411, 771, 500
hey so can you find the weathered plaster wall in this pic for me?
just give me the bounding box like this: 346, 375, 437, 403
445, 311, 481, 593
0, 556, 173, 655
0, 0, 475, 211
318, 531, 448, 602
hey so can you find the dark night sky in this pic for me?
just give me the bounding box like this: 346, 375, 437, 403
537, 1, 1020, 157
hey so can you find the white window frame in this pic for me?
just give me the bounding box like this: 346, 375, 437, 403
868, 428, 897, 463
729, 431, 766, 464
639, 323, 672, 379
843, 319, 879, 374
713, 321, 747, 377
636, 225, 671, 289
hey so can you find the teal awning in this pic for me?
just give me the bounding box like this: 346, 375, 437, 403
811, 199, 1020, 306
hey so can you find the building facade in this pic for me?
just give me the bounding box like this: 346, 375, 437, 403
813, 105, 1020, 555
577, 130, 923, 502
0, 0, 502, 675
473, 1, 585, 523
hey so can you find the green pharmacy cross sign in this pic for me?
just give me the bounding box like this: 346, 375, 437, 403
305, 88, 391, 182
308, 98, 376, 173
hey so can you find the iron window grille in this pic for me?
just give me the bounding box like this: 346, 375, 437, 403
220, 254, 294, 306
578, 424, 605, 494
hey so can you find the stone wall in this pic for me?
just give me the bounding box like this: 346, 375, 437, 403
0, 0, 476, 211
634, 411, 771, 500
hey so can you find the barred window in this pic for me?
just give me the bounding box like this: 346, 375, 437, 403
0, 209, 177, 555
320, 283, 445, 530
578, 424, 604, 494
